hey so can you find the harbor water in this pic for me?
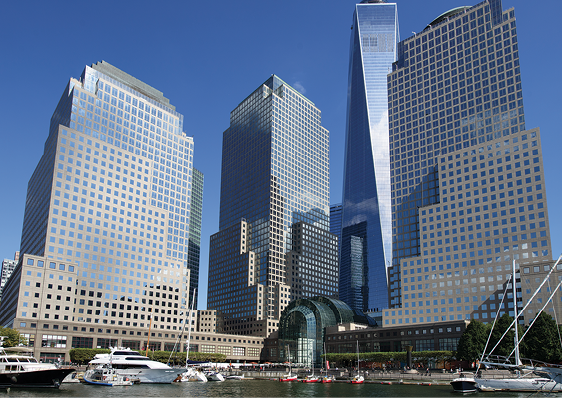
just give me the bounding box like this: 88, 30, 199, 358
0, 379, 544, 397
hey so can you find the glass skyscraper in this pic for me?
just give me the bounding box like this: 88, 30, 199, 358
383, 0, 556, 325
0, 61, 200, 358
207, 75, 338, 337
340, 0, 399, 315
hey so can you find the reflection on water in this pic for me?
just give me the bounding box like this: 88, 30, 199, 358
0, 379, 537, 397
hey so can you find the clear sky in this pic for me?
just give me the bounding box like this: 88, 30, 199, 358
0, 1, 560, 309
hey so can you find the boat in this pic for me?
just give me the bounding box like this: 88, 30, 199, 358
173, 289, 207, 383
348, 340, 364, 384
88, 347, 180, 384
176, 366, 208, 382
205, 370, 225, 381
302, 373, 319, 383
279, 346, 297, 382
349, 374, 365, 384
476, 257, 562, 392
279, 374, 298, 382
83, 365, 134, 386
450, 372, 478, 393
0, 346, 75, 388
226, 374, 244, 380
321, 343, 334, 383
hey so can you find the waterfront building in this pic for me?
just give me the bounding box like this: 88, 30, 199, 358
267, 295, 464, 367
0, 61, 201, 360
0, 252, 19, 301
340, 0, 399, 316
207, 75, 337, 337
384, 0, 558, 325
276, 296, 376, 366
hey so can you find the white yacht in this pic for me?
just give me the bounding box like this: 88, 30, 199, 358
88, 347, 180, 383
0, 346, 74, 388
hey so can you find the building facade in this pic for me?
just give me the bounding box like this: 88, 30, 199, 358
340, 0, 399, 315
207, 75, 337, 337
0, 61, 201, 360
0, 252, 19, 301
384, 0, 558, 324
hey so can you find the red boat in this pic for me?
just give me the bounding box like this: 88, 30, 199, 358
321, 375, 334, 383
302, 375, 319, 383
279, 374, 297, 382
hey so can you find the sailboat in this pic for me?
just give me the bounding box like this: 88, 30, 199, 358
348, 341, 364, 384
175, 289, 207, 383
302, 351, 319, 383
321, 343, 334, 383
475, 257, 562, 392
279, 346, 297, 382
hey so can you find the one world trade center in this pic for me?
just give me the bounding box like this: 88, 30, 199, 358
340, 0, 398, 317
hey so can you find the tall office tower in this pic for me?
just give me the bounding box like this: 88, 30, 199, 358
0, 253, 19, 300
0, 62, 200, 357
330, 204, 343, 242
187, 168, 204, 308
383, 0, 555, 325
207, 75, 336, 337
340, 0, 399, 315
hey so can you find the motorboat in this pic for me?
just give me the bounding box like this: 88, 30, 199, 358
83, 365, 134, 386
321, 375, 335, 383
88, 347, 180, 383
226, 374, 244, 380
450, 372, 478, 393
205, 370, 225, 381
0, 346, 75, 388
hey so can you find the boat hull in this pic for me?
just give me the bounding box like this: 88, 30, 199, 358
111, 368, 180, 384
0, 368, 75, 388
477, 377, 562, 392
451, 378, 478, 393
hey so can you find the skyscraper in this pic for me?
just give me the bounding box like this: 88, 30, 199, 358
187, 168, 204, 309
0, 61, 200, 358
207, 75, 338, 337
0, 252, 19, 301
383, 0, 556, 325
340, 0, 399, 315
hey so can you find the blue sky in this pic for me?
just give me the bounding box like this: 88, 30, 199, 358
0, 1, 560, 309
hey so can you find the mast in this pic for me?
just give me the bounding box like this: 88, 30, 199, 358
186, 288, 197, 365
512, 260, 521, 366
356, 340, 360, 374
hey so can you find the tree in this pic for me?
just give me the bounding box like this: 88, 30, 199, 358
520, 312, 562, 364
488, 313, 517, 359
455, 320, 488, 362
0, 327, 27, 347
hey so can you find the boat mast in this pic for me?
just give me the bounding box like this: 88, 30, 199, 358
512, 260, 521, 366
356, 340, 360, 374
186, 288, 197, 366
145, 312, 153, 357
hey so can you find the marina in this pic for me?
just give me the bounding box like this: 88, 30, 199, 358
0, 377, 546, 397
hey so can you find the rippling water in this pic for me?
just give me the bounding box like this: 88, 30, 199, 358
0, 379, 535, 397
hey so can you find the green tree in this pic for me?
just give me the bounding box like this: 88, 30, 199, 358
488, 313, 516, 358
455, 320, 488, 362
520, 312, 562, 364
0, 327, 27, 347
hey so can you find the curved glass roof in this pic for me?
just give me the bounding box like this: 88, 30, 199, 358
424, 6, 471, 31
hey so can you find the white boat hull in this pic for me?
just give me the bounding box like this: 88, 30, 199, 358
477, 377, 562, 392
